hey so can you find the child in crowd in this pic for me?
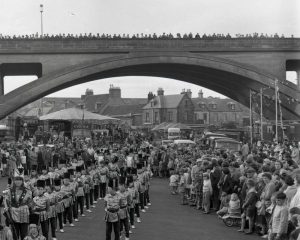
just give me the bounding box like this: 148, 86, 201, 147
158, 161, 163, 178
178, 169, 187, 205
202, 173, 212, 214
228, 193, 241, 215
169, 170, 179, 195
24, 224, 46, 240
268, 192, 289, 240
217, 192, 231, 217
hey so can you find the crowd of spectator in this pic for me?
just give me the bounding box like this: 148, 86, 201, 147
162, 140, 300, 240
0, 32, 295, 40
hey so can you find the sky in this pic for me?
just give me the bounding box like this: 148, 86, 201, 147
1, 0, 299, 98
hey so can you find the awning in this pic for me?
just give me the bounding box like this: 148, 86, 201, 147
39, 108, 120, 125
151, 122, 191, 131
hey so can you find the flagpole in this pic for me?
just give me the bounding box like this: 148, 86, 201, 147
249, 90, 253, 145
275, 79, 278, 143
260, 88, 263, 141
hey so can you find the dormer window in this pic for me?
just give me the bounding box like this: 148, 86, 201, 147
209, 102, 217, 109
95, 102, 102, 110
198, 102, 205, 109
227, 102, 235, 110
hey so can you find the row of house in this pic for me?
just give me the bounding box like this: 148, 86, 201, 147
6, 85, 252, 131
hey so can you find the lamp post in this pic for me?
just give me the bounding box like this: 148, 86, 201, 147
40, 4, 44, 37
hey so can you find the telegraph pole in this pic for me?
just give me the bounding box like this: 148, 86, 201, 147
40, 4, 44, 37
249, 90, 253, 145
260, 88, 263, 141
275, 79, 278, 143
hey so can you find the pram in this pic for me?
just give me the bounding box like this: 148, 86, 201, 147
222, 213, 241, 227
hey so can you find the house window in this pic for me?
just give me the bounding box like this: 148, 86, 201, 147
184, 111, 188, 121
185, 100, 188, 106
168, 112, 173, 121
79, 104, 85, 109
212, 104, 217, 109
203, 113, 207, 121
154, 112, 159, 123
229, 103, 235, 110
145, 112, 150, 122
95, 102, 102, 110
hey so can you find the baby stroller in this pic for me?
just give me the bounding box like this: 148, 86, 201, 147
222, 213, 241, 227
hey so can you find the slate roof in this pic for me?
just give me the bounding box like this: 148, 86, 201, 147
101, 104, 145, 116
192, 98, 245, 112
143, 94, 185, 109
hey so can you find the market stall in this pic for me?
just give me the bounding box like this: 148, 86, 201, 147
39, 108, 120, 138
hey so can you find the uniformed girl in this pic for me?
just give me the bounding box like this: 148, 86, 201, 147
60, 172, 74, 227
5, 175, 32, 240
44, 179, 57, 240
104, 180, 121, 240
98, 161, 109, 200
118, 177, 131, 240
32, 180, 49, 240
75, 166, 85, 217
53, 179, 64, 233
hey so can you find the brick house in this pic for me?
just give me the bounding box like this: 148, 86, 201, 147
142, 88, 194, 126
193, 89, 250, 127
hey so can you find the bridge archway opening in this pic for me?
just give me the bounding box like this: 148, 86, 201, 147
1, 55, 299, 120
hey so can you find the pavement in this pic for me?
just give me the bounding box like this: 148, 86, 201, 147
0, 177, 259, 240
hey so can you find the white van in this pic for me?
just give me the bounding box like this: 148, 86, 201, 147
168, 128, 180, 140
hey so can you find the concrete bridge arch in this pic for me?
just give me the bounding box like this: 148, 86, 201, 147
0, 52, 299, 120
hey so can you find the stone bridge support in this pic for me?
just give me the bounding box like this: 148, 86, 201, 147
0, 71, 4, 96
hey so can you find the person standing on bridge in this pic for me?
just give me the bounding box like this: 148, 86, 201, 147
104, 181, 121, 240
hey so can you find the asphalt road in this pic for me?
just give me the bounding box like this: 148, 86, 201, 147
0, 177, 258, 240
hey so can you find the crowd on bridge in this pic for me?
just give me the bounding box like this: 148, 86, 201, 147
0, 32, 295, 40
0, 131, 300, 240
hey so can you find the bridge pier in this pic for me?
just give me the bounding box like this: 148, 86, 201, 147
297, 70, 300, 90
0, 71, 4, 96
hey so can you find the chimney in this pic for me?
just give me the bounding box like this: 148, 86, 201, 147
186, 89, 192, 98
157, 87, 164, 96
148, 92, 154, 102
109, 84, 121, 99
198, 89, 203, 99
81, 88, 94, 100
180, 88, 186, 95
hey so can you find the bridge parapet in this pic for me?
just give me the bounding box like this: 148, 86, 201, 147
0, 38, 300, 53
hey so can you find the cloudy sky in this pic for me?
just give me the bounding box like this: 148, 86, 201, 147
1, 0, 299, 98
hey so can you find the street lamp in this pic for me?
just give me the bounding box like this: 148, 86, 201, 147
40, 4, 44, 37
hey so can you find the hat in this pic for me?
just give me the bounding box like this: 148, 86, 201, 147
54, 178, 61, 186
24, 169, 29, 176
222, 167, 230, 175
131, 169, 137, 175
41, 166, 47, 171
31, 165, 38, 171
127, 176, 133, 184
196, 158, 202, 163
246, 167, 256, 174
67, 169, 74, 176
263, 158, 271, 165
119, 176, 126, 185
45, 178, 51, 186
36, 180, 45, 188
137, 163, 143, 170
63, 172, 70, 179
203, 173, 209, 178
76, 166, 82, 173
14, 175, 24, 181
60, 159, 66, 164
